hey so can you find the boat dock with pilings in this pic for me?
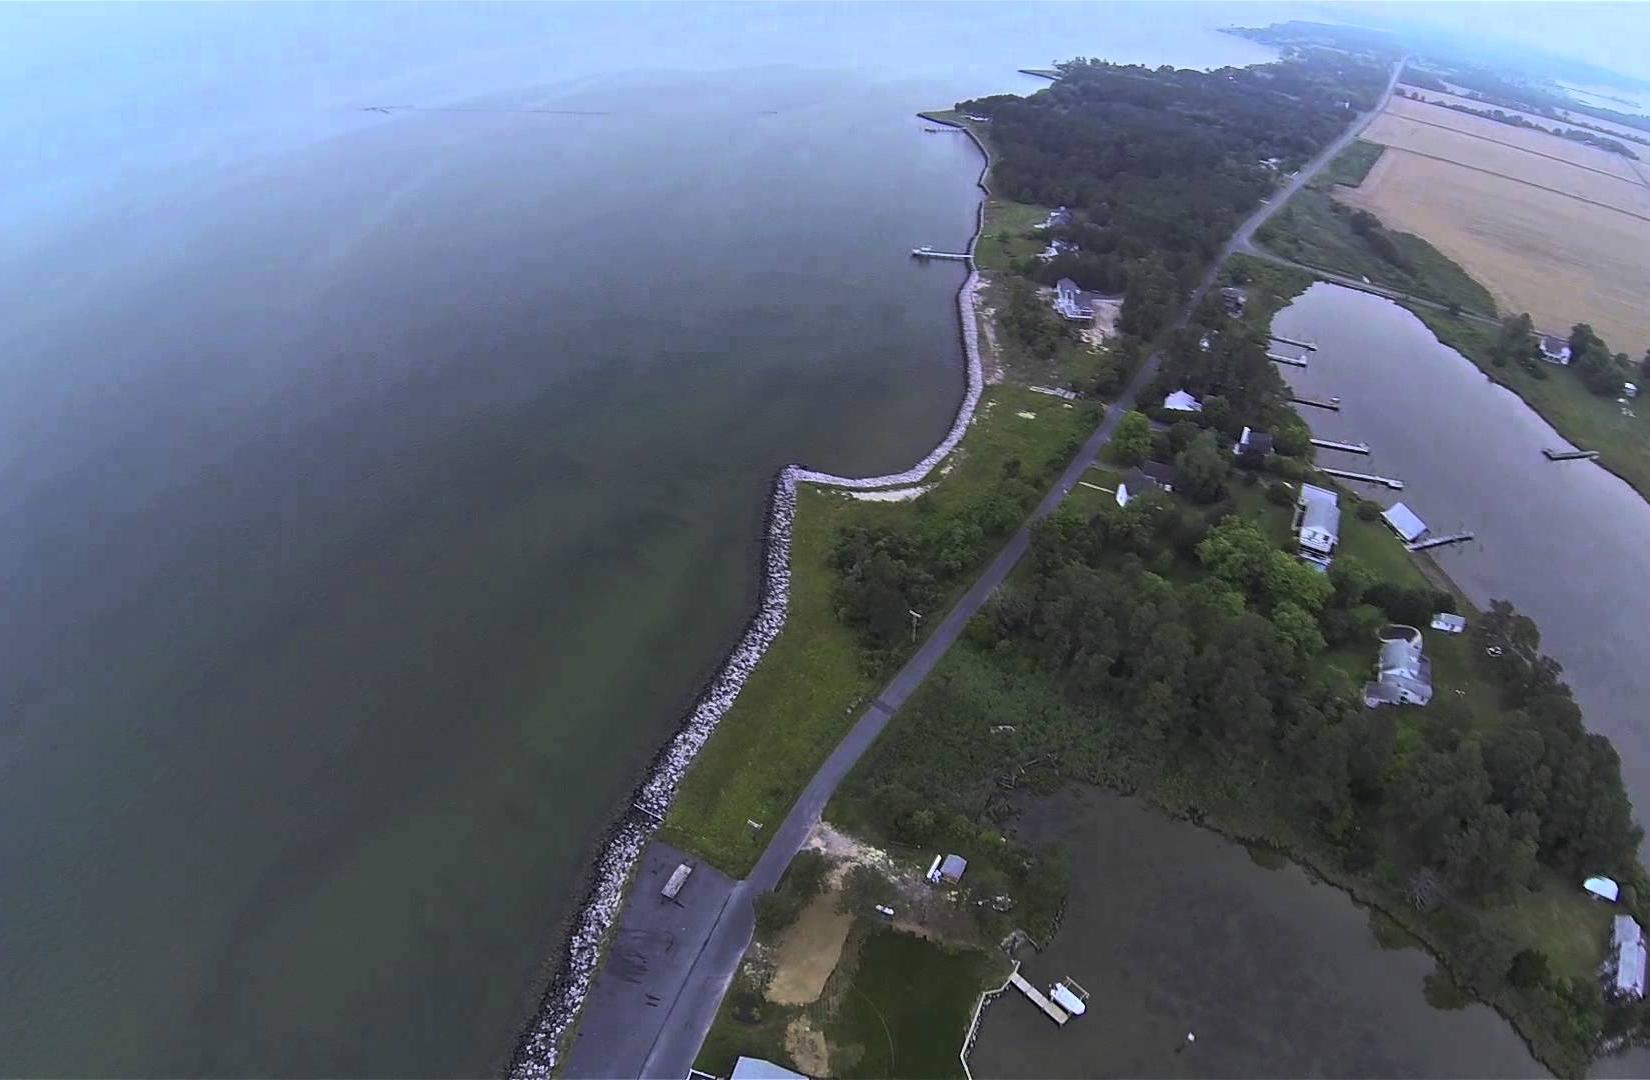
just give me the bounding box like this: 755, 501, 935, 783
911, 246, 971, 261
1268, 352, 1308, 367
1269, 334, 1318, 351
1543, 448, 1599, 461
1007, 970, 1069, 1026
1310, 437, 1370, 455
1319, 466, 1404, 490
1291, 395, 1341, 411
1407, 531, 1474, 552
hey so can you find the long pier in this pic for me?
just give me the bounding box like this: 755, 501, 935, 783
1543, 447, 1599, 461
1407, 531, 1474, 552
1270, 334, 1318, 350
1007, 971, 1069, 1026
912, 246, 972, 261
1319, 466, 1404, 490
1291, 395, 1341, 411
1310, 437, 1370, 455
1268, 352, 1308, 367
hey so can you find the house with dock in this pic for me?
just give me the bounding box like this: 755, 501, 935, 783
1053, 278, 1094, 321
1363, 624, 1434, 707
1293, 483, 1341, 571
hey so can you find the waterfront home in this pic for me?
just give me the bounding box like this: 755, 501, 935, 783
1220, 286, 1248, 316
1430, 612, 1467, 635
1362, 624, 1434, 707
1163, 388, 1203, 413
1381, 502, 1428, 543
1610, 915, 1648, 1000
1293, 483, 1341, 570
1585, 875, 1621, 902
1233, 425, 1274, 459
1538, 334, 1573, 365
1116, 462, 1177, 508
1053, 278, 1094, 321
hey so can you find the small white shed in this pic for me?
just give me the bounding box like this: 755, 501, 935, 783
1586, 876, 1622, 902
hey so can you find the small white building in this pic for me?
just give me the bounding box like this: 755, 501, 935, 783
1163, 389, 1203, 413
1539, 334, 1573, 365
927, 853, 968, 885
1612, 915, 1648, 1000
1430, 612, 1467, 635
1293, 483, 1341, 570
1585, 876, 1621, 903
1381, 502, 1428, 543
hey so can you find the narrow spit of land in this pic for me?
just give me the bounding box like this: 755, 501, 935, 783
634, 57, 1402, 1078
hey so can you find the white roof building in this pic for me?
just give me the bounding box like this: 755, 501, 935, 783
732, 1057, 808, 1080
1053, 278, 1094, 321
1586, 876, 1621, 902
1430, 613, 1467, 635
1294, 484, 1341, 569
1163, 389, 1203, 413
1363, 624, 1434, 707
1613, 915, 1648, 999
1381, 502, 1428, 543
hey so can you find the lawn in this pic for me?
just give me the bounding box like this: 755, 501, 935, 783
1408, 305, 1650, 504
1482, 878, 1615, 983
1314, 138, 1386, 188
973, 198, 1056, 273
826, 927, 996, 1080
661, 387, 1099, 875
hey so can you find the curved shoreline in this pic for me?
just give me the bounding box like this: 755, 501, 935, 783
507, 115, 993, 1078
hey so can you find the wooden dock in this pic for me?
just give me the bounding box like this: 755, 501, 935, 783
1407, 531, 1474, 552
1291, 395, 1341, 411
1008, 971, 1070, 1025
912, 247, 971, 261
1310, 437, 1370, 455
1270, 334, 1318, 351
1267, 352, 1308, 367
1543, 448, 1599, 461
1319, 466, 1404, 490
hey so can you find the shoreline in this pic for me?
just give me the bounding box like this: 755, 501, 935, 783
505, 111, 995, 1079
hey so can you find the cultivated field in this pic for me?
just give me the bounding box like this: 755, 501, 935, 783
1343, 95, 1650, 352
1404, 90, 1650, 165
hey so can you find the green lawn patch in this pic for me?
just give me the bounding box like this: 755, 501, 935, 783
1483, 879, 1615, 984
1408, 305, 1650, 504
1314, 138, 1385, 188
662, 387, 1099, 876
1256, 188, 1497, 316
974, 198, 1055, 273
826, 927, 994, 1080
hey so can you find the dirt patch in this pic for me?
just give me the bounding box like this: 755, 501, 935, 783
767, 893, 854, 1005
784, 1014, 831, 1076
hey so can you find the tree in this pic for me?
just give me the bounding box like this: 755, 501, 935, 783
1110, 410, 1153, 466
1508, 948, 1551, 989
1271, 599, 1327, 657
1174, 431, 1230, 503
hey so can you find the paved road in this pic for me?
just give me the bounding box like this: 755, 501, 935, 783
634, 59, 1405, 1080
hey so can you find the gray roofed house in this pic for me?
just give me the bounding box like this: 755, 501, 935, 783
940, 854, 968, 883
1053, 277, 1095, 321
1363, 624, 1434, 707
1117, 462, 1177, 508
1293, 483, 1341, 569
1234, 425, 1274, 459
1539, 334, 1573, 365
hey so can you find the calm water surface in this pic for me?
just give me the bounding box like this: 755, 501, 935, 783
972, 791, 1541, 1078
1275, 284, 1650, 824
0, 3, 1287, 1074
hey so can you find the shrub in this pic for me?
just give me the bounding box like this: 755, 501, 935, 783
1265, 480, 1294, 506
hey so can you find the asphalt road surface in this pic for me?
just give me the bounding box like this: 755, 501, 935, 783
624, 59, 1405, 1080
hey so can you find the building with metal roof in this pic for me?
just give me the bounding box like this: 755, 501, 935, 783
1293, 483, 1341, 570
1162, 389, 1203, 413
1381, 502, 1428, 543
1613, 915, 1648, 999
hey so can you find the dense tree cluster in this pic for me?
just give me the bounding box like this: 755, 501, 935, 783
959, 55, 1388, 335
1567, 323, 1635, 397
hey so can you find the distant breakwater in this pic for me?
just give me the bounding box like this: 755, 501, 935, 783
508, 115, 991, 1079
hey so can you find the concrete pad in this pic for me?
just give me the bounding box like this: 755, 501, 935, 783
562, 840, 735, 1079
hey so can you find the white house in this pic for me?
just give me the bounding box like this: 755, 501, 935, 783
1163, 389, 1203, 413
1116, 462, 1177, 508
1612, 915, 1648, 999
1293, 483, 1341, 570
1539, 334, 1573, 365
1363, 624, 1434, 707
1053, 278, 1094, 321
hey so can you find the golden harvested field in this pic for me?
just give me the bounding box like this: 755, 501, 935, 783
1343, 95, 1650, 352
1400, 91, 1648, 177
1338, 148, 1650, 352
